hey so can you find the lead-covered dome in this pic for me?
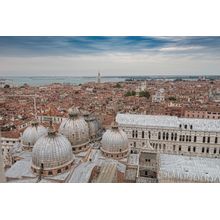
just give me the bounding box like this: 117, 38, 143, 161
101, 121, 129, 159
31, 127, 74, 176
22, 121, 47, 149
59, 107, 90, 153
82, 111, 101, 141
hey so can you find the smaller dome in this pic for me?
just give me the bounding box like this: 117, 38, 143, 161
59, 108, 90, 153
68, 107, 80, 117
22, 121, 47, 148
101, 122, 129, 159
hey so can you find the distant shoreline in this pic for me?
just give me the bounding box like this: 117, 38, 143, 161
1, 75, 220, 87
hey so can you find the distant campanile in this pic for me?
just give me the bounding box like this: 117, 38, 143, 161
97, 72, 101, 84
0, 133, 6, 182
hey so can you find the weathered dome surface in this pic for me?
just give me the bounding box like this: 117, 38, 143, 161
84, 115, 99, 138
22, 121, 47, 147
32, 132, 74, 170
101, 123, 129, 154
68, 107, 80, 117
59, 108, 89, 146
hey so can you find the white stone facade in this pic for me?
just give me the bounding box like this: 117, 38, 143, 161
117, 113, 220, 158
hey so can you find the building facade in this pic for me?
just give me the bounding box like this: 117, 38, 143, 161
116, 113, 220, 159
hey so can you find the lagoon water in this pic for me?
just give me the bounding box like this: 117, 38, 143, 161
0, 76, 125, 86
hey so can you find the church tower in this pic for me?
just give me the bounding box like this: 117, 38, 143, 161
0, 132, 6, 182
97, 72, 101, 84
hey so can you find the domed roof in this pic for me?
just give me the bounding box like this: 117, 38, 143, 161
101, 122, 129, 154
32, 130, 74, 170
87, 117, 99, 138
22, 121, 47, 147
59, 108, 89, 146
68, 107, 80, 117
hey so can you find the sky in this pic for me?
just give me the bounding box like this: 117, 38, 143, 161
0, 36, 220, 76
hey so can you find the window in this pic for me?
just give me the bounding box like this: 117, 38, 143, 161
58, 169, 61, 174
190, 125, 193, 130
173, 145, 176, 151
148, 131, 151, 139
179, 146, 182, 152
188, 146, 191, 152
49, 171, 53, 175
163, 132, 165, 140
158, 132, 161, 140
179, 124, 182, 129
171, 133, 174, 140
182, 136, 185, 141
166, 132, 169, 140
179, 135, 182, 141
189, 136, 191, 142
215, 137, 218, 144
174, 133, 177, 141
184, 125, 187, 129
186, 135, 189, 142
206, 148, 209, 154
203, 136, 205, 143
142, 131, 144, 138
193, 147, 196, 152
214, 148, 217, 154
132, 130, 134, 138
145, 171, 148, 176
134, 142, 136, 147
194, 136, 197, 142
202, 147, 205, 153
136, 130, 138, 138
207, 137, 210, 143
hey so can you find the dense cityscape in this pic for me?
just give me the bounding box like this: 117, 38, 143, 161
1, 73, 220, 183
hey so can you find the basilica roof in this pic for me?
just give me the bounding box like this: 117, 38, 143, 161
22, 121, 47, 146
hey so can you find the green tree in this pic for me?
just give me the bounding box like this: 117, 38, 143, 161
168, 96, 177, 101
139, 90, 150, 99
115, 83, 122, 88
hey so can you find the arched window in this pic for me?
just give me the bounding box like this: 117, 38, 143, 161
166, 132, 169, 140
158, 132, 161, 140
194, 136, 197, 142
214, 148, 217, 154
163, 132, 165, 140
207, 137, 210, 143
136, 130, 138, 138
174, 133, 177, 141
132, 130, 134, 138
206, 148, 209, 154
171, 133, 174, 140
203, 136, 206, 143
193, 147, 196, 152
148, 131, 151, 139
142, 131, 145, 138
215, 137, 218, 144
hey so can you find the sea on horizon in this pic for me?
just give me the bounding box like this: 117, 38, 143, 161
1, 75, 220, 86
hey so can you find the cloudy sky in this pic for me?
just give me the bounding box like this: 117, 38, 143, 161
0, 36, 220, 76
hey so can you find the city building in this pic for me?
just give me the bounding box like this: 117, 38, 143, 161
152, 89, 165, 103
116, 113, 220, 158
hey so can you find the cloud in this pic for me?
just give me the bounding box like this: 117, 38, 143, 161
0, 36, 219, 76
